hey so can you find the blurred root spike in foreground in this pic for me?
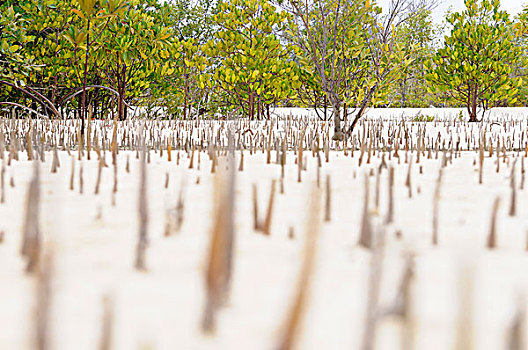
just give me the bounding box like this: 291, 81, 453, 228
99, 293, 115, 350
455, 260, 476, 350
35, 249, 54, 350
276, 184, 321, 350
21, 160, 41, 274
202, 148, 236, 334
135, 126, 149, 271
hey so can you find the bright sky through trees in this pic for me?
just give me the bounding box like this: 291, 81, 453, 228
379, 0, 525, 21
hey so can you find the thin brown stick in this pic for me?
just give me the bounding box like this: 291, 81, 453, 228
69, 156, 75, 191
79, 162, 84, 194
252, 183, 260, 231
189, 147, 195, 169
359, 173, 372, 248
405, 155, 413, 198
261, 180, 276, 235
324, 175, 331, 222
385, 167, 394, 224
487, 197, 501, 249
479, 140, 484, 184
297, 138, 303, 183
94, 157, 103, 195
51, 147, 59, 174
509, 159, 517, 216
167, 136, 172, 162
238, 150, 244, 171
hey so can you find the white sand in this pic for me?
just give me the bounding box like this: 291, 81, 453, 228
0, 115, 527, 349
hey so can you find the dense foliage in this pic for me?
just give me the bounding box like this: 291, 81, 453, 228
1, 0, 527, 127
426, 0, 522, 121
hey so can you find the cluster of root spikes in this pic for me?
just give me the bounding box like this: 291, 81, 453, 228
1, 113, 527, 349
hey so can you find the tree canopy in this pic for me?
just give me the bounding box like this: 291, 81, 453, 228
0, 0, 527, 132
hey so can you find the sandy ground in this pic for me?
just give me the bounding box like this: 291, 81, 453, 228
252, 106, 528, 121
0, 116, 528, 350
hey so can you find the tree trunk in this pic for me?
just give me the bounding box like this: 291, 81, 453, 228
343, 102, 348, 127
348, 85, 377, 134
332, 100, 343, 141
118, 87, 125, 121
78, 94, 83, 121
324, 94, 328, 121
184, 70, 189, 120
248, 93, 255, 120
51, 75, 58, 110
469, 91, 478, 122
118, 69, 127, 121
31, 101, 37, 119
81, 18, 91, 141
349, 106, 368, 135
